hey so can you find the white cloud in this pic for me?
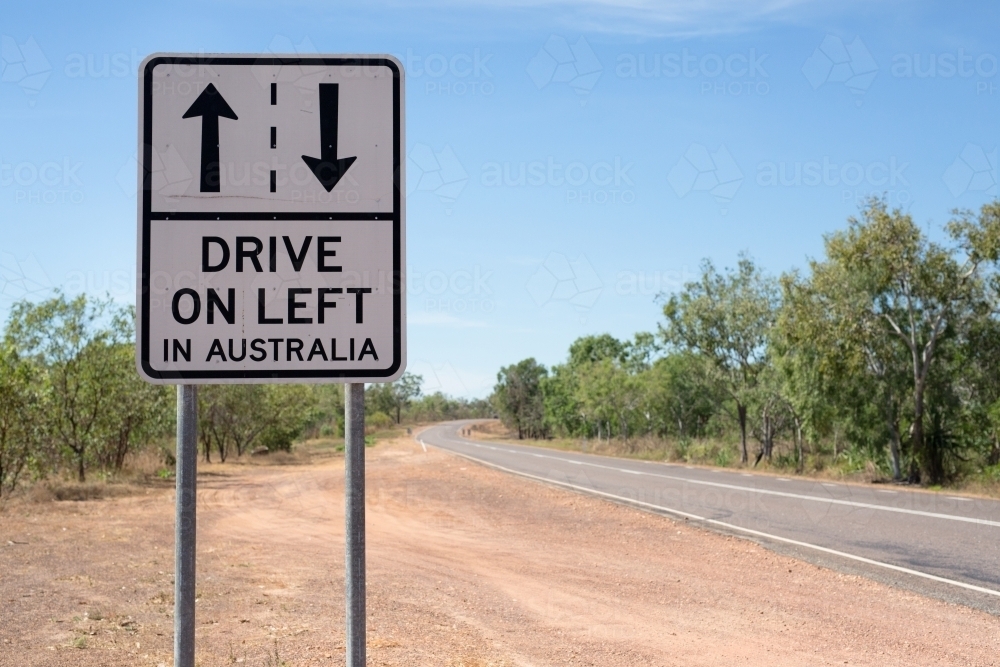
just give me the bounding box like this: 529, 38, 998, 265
254, 0, 868, 37
373, 0, 855, 36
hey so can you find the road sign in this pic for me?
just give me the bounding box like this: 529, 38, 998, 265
135, 54, 405, 383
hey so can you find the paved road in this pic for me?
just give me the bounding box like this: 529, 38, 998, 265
420, 421, 1000, 613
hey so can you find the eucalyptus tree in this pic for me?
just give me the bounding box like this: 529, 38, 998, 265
92, 308, 172, 471
575, 357, 642, 445
621, 332, 660, 374
823, 200, 987, 482
947, 200, 1000, 468
640, 352, 718, 440
541, 363, 584, 437
660, 254, 779, 463
4, 294, 125, 481
961, 314, 1000, 466
366, 372, 423, 424
199, 384, 314, 460
0, 344, 43, 496
777, 263, 911, 477
493, 358, 548, 439
567, 334, 625, 367
94, 340, 172, 471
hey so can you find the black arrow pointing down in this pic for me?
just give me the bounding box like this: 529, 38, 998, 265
302, 83, 357, 192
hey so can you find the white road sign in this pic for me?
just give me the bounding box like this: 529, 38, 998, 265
135, 54, 405, 383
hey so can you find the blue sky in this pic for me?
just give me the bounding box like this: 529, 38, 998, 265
1, 0, 997, 396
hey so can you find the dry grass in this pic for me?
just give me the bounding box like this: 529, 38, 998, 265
2, 428, 408, 509
123, 446, 170, 478
952, 471, 1000, 499
26, 482, 139, 503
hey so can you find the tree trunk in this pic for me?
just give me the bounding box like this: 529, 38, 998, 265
888, 419, 902, 481
738, 403, 748, 464
764, 413, 773, 461
795, 419, 804, 473
990, 433, 1000, 466
912, 384, 926, 482
114, 422, 133, 471
77, 449, 85, 482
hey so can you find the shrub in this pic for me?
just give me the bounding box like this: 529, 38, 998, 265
366, 411, 395, 433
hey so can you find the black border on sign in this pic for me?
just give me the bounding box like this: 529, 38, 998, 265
139, 56, 402, 381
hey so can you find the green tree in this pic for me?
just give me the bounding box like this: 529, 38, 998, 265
198, 384, 314, 461
779, 256, 914, 478
258, 385, 316, 451
541, 363, 583, 436
621, 332, 660, 374
4, 294, 126, 481
641, 352, 718, 439
301, 384, 345, 438
93, 310, 172, 471
493, 358, 547, 439
823, 200, 985, 482
773, 275, 838, 471
660, 255, 779, 463
568, 334, 625, 367
406, 392, 492, 422
366, 372, 423, 424
0, 344, 43, 497
575, 358, 641, 446
198, 384, 237, 462
746, 363, 794, 465
962, 315, 1000, 466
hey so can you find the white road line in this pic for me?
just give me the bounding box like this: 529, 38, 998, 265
433, 434, 1000, 529
428, 439, 1000, 600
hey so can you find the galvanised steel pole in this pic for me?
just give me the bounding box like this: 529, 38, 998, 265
344, 383, 366, 666
174, 385, 198, 667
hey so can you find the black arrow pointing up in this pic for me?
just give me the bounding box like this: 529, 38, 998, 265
302, 83, 356, 192
182, 83, 238, 193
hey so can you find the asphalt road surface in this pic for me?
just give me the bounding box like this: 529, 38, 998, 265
420, 421, 1000, 614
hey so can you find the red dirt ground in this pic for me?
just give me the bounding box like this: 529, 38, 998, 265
1, 435, 998, 666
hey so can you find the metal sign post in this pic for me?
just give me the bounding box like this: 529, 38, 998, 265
174, 385, 198, 667
344, 383, 366, 665
135, 53, 406, 667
